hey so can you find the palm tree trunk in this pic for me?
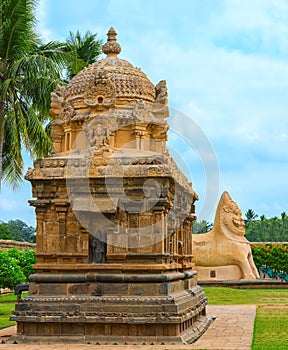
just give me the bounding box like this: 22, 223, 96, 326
0, 57, 5, 188
0, 99, 4, 188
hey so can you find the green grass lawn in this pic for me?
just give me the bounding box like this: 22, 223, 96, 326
0, 293, 17, 330
0, 293, 28, 330
203, 287, 288, 350
203, 287, 288, 305
252, 306, 288, 350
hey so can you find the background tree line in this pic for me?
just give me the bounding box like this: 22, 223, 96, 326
193, 209, 288, 242
0, 219, 35, 242
244, 210, 288, 242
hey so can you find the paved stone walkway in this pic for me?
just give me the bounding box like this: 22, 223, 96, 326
0, 305, 256, 350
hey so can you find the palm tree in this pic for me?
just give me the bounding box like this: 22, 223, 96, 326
193, 220, 213, 233
280, 212, 288, 241
244, 209, 258, 228
65, 30, 102, 81
258, 214, 266, 241
0, 0, 67, 188
280, 211, 287, 222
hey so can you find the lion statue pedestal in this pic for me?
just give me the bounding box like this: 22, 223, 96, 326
192, 191, 260, 281
195, 265, 242, 281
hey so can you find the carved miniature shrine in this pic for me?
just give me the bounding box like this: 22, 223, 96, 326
11, 28, 210, 344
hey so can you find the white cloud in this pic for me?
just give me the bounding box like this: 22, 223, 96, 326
207, 0, 288, 55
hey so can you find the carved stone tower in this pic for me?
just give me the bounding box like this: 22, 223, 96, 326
11, 28, 211, 344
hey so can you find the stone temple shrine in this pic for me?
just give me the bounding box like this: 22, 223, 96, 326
11, 28, 211, 344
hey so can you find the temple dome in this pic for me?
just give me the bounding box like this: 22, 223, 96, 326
63, 28, 156, 104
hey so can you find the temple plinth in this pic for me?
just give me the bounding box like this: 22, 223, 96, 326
11, 28, 211, 344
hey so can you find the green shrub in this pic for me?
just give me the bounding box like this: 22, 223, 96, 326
6, 247, 22, 261
251, 243, 288, 274
0, 248, 36, 289
0, 250, 25, 290
19, 249, 36, 280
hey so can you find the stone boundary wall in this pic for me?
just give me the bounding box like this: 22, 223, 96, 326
199, 279, 288, 289
250, 242, 288, 245
0, 239, 36, 251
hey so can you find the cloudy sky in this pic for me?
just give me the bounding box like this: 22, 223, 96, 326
1, 0, 288, 226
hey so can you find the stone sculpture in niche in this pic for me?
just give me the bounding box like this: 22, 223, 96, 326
89, 231, 106, 263
193, 191, 260, 280
85, 121, 106, 147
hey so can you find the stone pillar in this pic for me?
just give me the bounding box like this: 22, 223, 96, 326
51, 125, 64, 153
54, 200, 69, 252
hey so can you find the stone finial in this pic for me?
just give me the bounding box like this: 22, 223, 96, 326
102, 27, 121, 57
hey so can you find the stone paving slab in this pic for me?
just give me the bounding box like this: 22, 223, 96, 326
0, 305, 256, 350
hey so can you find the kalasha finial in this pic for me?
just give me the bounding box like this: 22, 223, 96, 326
102, 27, 121, 57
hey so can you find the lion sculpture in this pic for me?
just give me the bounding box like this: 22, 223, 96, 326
192, 191, 260, 280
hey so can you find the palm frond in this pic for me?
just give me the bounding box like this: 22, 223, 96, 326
0, 77, 12, 102
65, 30, 102, 80
24, 106, 52, 158
1, 87, 52, 187
33, 41, 68, 68
1, 0, 38, 60
10, 54, 63, 113
2, 154, 24, 188
2, 94, 24, 188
